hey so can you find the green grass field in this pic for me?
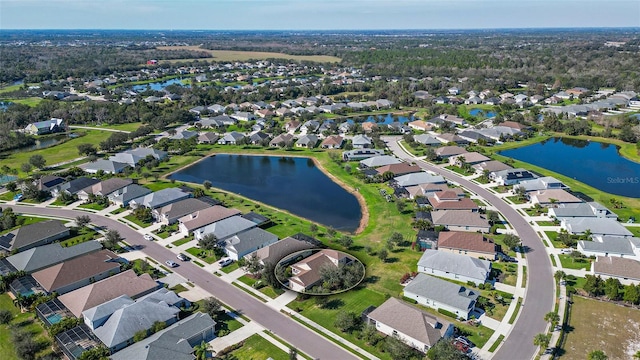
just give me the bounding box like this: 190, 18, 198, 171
0, 130, 113, 176
0, 294, 54, 360
560, 296, 640, 360
229, 334, 290, 360
70, 122, 144, 132
557, 255, 592, 270
1, 97, 43, 107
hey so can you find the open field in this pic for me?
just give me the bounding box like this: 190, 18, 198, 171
1, 97, 43, 107
0, 130, 113, 175
156, 46, 341, 63
560, 296, 640, 360
70, 122, 144, 132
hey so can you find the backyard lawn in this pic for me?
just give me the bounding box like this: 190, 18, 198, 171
560, 296, 640, 360
0, 294, 55, 360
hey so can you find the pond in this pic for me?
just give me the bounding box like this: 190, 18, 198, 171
132, 78, 189, 92
361, 114, 414, 125
168, 154, 363, 231
2, 133, 73, 155
500, 137, 640, 198
469, 108, 496, 118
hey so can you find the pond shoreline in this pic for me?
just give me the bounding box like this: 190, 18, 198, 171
164, 151, 369, 235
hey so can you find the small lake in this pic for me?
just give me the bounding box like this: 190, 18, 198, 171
168, 154, 363, 231
132, 78, 189, 92
361, 114, 414, 125
500, 137, 640, 198
469, 108, 496, 118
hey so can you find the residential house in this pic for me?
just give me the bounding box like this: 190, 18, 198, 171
428, 194, 479, 212
376, 99, 394, 108
404, 273, 479, 320
561, 218, 633, 237
288, 250, 352, 292
457, 130, 493, 144
476, 126, 522, 141
109, 312, 216, 360
499, 121, 530, 132
408, 120, 433, 132
394, 172, 446, 188
490, 168, 537, 186
276, 108, 293, 117
31, 250, 121, 295
430, 210, 491, 233
24, 118, 65, 135
413, 90, 431, 100
178, 206, 241, 237
255, 109, 274, 118
413, 134, 441, 146
79, 159, 129, 174
296, 134, 319, 148
53, 177, 100, 198
197, 132, 219, 144
109, 148, 168, 167
0, 220, 70, 253
91, 295, 180, 353
435, 133, 469, 146
366, 297, 454, 353
57, 270, 160, 317
417, 250, 491, 284
36, 175, 66, 193
438, 232, 497, 260
361, 122, 378, 133
548, 202, 617, 220
269, 133, 294, 147
359, 155, 401, 169
248, 235, 320, 265
4, 241, 102, 274
129, 188, 191, 210
338, 122, 353, 133
193, 215, 256, 242
300, 120, 320, 133
170, 130, 198, 141
108, 184, 153, 207
435, 146, 467, 159
352, 134, 373, 149
285, 120, 301, 132
528, 189, 583, 207
224, 228, 278, 260
153, 198, 211, 225
342, 149, 384, 161
77, 178, 133, 201
472, 161, 512, 175
578, 236, 640, 260
449, 152, 491, 167
376, 163, 422, 177
232, 112, 255, 122
217, 131, 246, 145
406, 184, 453, 199
320, 135, 344, 149
593, 256, 640, 284
513, 176, 567, 193
448, 87, 460, 95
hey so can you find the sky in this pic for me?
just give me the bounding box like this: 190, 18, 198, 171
1, 0, 639, 30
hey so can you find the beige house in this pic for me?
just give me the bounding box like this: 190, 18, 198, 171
437, 231, 497, 260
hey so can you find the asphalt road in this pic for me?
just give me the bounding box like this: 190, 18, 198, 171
385, 138, 554, 360
7, 205, 358, 360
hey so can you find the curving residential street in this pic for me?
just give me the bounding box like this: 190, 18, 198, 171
5, 205, 358, 360
384, 137, 554, 360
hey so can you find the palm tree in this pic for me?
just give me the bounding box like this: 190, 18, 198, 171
194, 340, 213, 360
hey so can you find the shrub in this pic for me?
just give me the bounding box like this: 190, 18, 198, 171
437, 308, 458, 319
0, 309, 12, 324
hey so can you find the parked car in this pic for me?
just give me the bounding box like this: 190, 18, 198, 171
143, 234, 154, 241
165, 260, 178, 268
13, 193, 23, 201
455, 336, 475, 348
218, 258, 233, 267
177, 253, 189, 261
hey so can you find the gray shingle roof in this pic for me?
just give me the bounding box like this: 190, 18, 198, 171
225, 228, 278, 258
367, 297, 450, 347
109, 184, 153, 205
6, 240, 102, 273
394, 172, 446, 187
130, 188, 190, 209
404, 273, 478, 313
7, 220, 70, 252
417, 250, 491, 282
109, 312, 216, 360
155, 198, 210, 221
578, 236, 638, 256
359, 155, 401, 168
93, 298, 180, 349
563, 218, 633, 237
79, 159, 129, 174
83, 295, 134, 328
198, 215, 256, 241
60, 177, 100, 195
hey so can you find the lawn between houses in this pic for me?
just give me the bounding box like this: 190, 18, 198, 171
0, 294, 55, 360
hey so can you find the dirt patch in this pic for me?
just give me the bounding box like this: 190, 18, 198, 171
561, 295, 640, 360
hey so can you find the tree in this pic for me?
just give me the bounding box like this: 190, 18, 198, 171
337, 235, 353, 248
426, 339, 468, 360
396, 200, 406, 213
309, 223, 318, 234
382, 171, 395, 181
198, 233, 218, 255
29, 154, 46, 169
133, 329, 148, 342
502, 234, 521, 251
583, 275, 604, 297
487, 210, 500, 225
378, 248, 388, 262
544, 312, 560, 327
202, 297, 223, 319
194, 340, 213, 360
5, 181, 17, 192
243, 253, 263, 276
133, 206, 153, 223
587, 350, 608, 360
623, 284, 640, 305
327, 227, 337, 238
389, 232, 404, 246
77, 143, 97, 156
384, 335, 422, 360
20, 163, 32, 173
334, 310, 360, 333
262, 261, 280, 288
103, 229, 123, 250
533, 333, 551, 350
203, 180, 212, 190
0, 309, 12, 324
603, 277, 622, 301
193, 188, 205, 198
75, 215, 91, 227
554, 270, 566, 282
289, 347, 298, 360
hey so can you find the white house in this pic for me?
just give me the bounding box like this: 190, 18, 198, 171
417, 250, 491, 284
403, 273, 479, 320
